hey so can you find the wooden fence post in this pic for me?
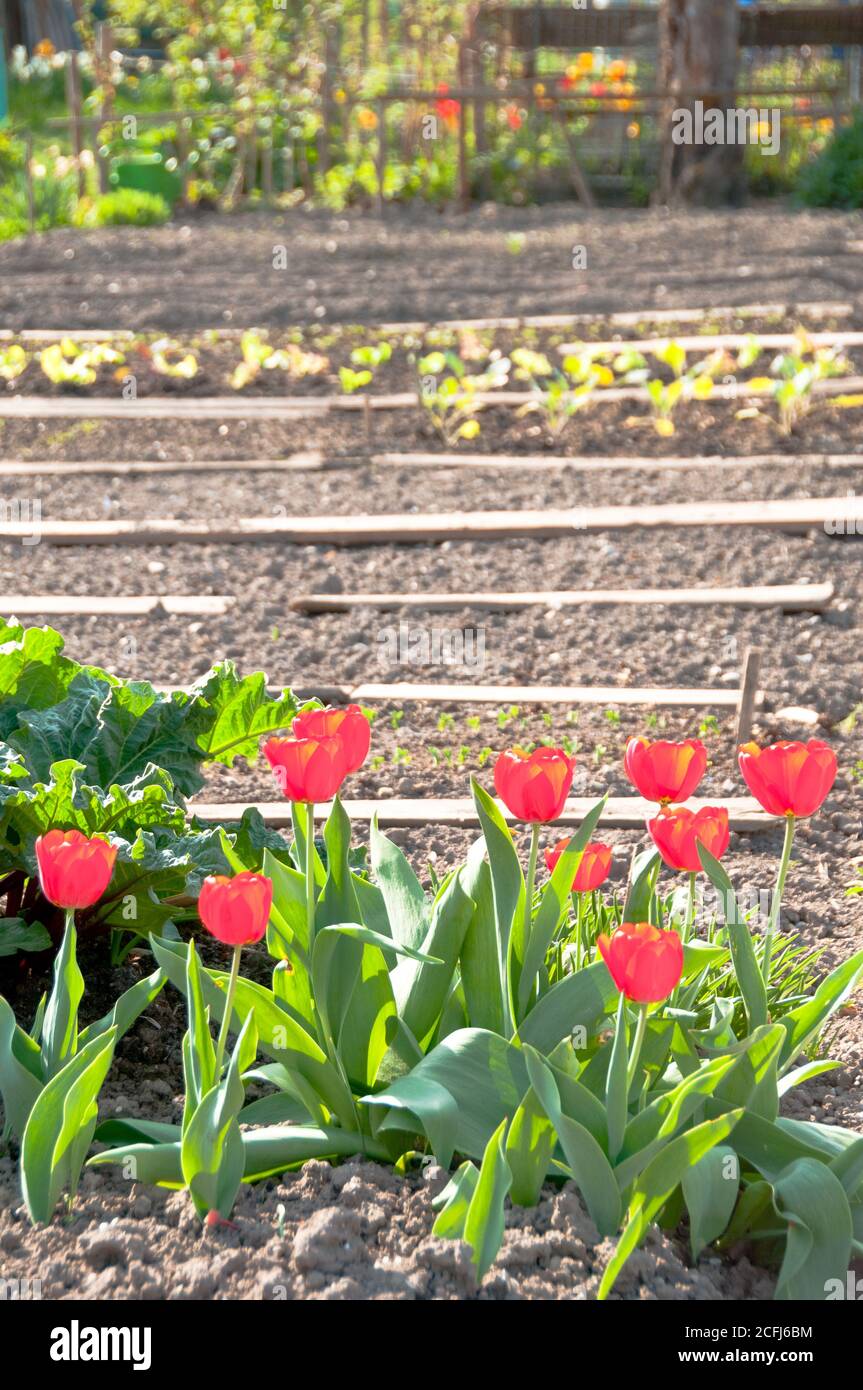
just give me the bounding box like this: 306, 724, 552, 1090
65, 55, 86, 200
736, 646, 762, 746
25, 134, 35, 234
376, 98, 386, 214
457, 38, 469, 209
95, 22, 114, 195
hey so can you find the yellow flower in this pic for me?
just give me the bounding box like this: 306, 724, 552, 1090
576, 52, 593, 74
817, 118, 834, 134
333, 87, 347, 104
627, 122, 640, 139
534, 82, 546, 97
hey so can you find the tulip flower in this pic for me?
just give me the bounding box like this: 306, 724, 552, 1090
545, 838, 612, 893
198, 870, 273, 1079
494, 747, 575, 824
198, 872, 273, 948
599, 921, 684, 1098
263, 734, 348, 803
738, 740, 837, 819
546, 837, 611, 973
493, 747, 575, 1022
264, 734, 348, 959
598, 921, 684, 1004
647, 806, 730, 875
292, 703, 371, 775
35, 828, 117, 910
623, 736, 707, 804
738, 740, 838, 983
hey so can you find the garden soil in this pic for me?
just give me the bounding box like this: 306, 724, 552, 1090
0, 204, 861, 1300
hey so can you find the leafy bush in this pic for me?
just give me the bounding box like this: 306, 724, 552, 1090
798, 112, 863, 209
74, 188, 172, 228
0, 620, 310, 960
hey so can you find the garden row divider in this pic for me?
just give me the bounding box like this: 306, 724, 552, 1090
0, 454, 329, 478
188, 795, 775, 833
1, 301, 852, 343
5, 375, 862, 420
367, 452, 863, 474
3, 497, 857, 544
1, 453, 860, 479
290, 582, 834, 615
556, 331, 863, 355
0, 595, 234, 618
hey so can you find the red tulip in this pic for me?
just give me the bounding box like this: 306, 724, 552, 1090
494, 747, 575, 823
647, 805, 729, 873
738, 740, 837, 819
597, 921, 684, 1003
624, 736, 707, 804
35, 829, 117, 909
434, 82, 460, 125
292, 703, 370, 775
544, 838, 612, 892
263, 735, 348, 802
198, 871, 273, 947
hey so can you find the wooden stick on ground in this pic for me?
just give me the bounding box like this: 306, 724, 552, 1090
189, 795, 774, 832
291, 583, 834, 615
0, 497, 854, 545
0, 595, 234, 617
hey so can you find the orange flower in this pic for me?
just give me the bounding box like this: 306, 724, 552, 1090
356, 106, 378, 131
35, 829, 117, 910
647, 806, 730, 873
198, 872, 273, 946
292, 703, 370, 774
598, 921, 684, 1003
624, 737, 707, 804
494, 747, 575, 823
607, 60, 628, 83
263, 735, 348, 802
544, 838, 612, 892
738, 740, 837, 819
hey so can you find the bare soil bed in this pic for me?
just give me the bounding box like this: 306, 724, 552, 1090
1, 204, 861, 330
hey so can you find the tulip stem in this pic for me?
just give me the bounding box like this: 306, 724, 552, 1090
762, 813, 795, 986
305, 800, 316, 948
524, 822, 540, 941
626, 1002, 649, 1093
213, 943, 243, 1082
574, 891, 584, 973
683, 871, 697, 946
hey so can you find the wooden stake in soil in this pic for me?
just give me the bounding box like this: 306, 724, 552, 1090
736, 647, 763, 746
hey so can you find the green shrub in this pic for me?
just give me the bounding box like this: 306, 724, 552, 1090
75, 188, 172, 228
798, 111, 863, 209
